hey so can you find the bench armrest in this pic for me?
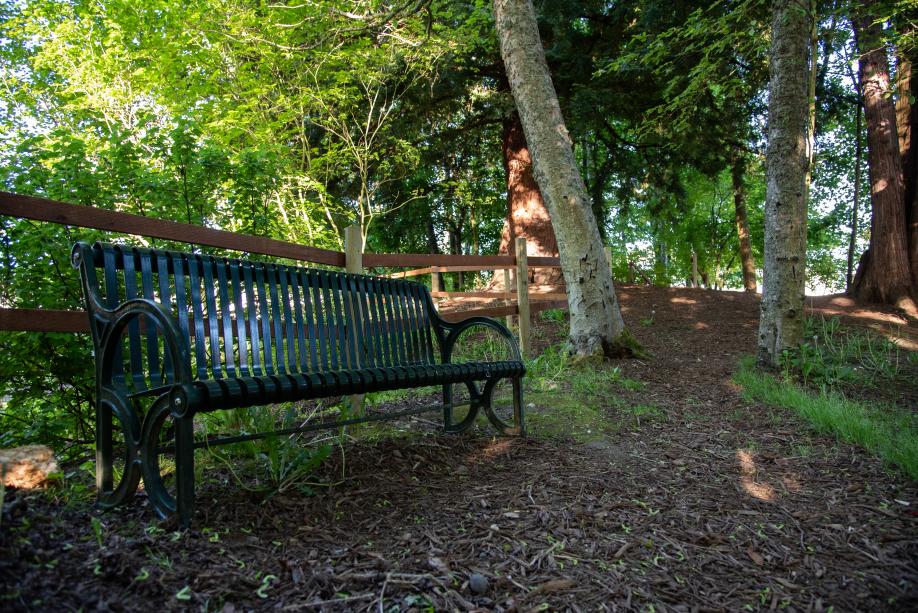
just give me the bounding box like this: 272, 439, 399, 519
439, 316, 522, 364
97, 298, 194, 386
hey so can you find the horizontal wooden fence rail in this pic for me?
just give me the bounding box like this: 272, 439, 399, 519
0, 192, 568, 355
431, 291, 568, 301
0, 308, 89, 333
388, 262, 562, 279
0, 191, 347, 267
438, 299, 568, 323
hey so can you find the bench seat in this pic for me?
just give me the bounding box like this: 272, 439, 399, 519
192, 360, 525, 410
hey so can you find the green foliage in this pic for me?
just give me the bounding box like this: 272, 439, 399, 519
780, 317, 910, 390
202, 404, 334, 498
522, 343, 646, 441
735, 357, 918, 480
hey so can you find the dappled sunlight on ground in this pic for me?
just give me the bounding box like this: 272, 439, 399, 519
781, 473, 803, 494
736, 449, 776, 502
669, 296, 698, 305
806, 295, 918, 350
464, 437, 515, 464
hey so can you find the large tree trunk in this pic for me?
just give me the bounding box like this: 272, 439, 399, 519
493, 0, 629, 358
896, 29, 918, 291
731, 152, 758, 292
757, 0, 811, 368
851, 7, 916, 313
496, 113, 563, 287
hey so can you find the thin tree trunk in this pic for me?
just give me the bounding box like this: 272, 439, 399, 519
851, 6, 915, 312
847, 99, 863, 290
803, 0, 818, 201
757, 0, 811, 368
731, 152, 758, 292
426, 219, 445, 291
493, 0, 630, 357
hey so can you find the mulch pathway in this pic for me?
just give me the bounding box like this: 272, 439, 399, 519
2, 286, 916, 611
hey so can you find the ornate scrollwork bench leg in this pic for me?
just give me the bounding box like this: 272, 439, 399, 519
95, 388, 143, 508
140, 391, 197, 527
482, 375, 524, 436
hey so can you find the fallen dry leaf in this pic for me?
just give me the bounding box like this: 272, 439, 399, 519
526, 579, 576, 598
746, 547, 764, 566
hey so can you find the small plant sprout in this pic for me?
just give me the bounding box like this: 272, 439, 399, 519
175, 586, 192, 601
256, 575, 278, 598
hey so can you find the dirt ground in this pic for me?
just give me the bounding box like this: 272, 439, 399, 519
2, 286, 917, 612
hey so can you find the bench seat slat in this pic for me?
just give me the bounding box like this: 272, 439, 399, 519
242, 262, 262, 377
187, 254, 209, 380
121, 246, 145, 391
156, 251, 175, 381
229, 259, 249, 377
139, 249, 162, 386
216, 260, 236, 378
191, 360, 523, 411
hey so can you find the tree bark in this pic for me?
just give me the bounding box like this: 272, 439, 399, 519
426, 219, 445, 291
757, 0, 811, 368
493, 0, 629, 357
851, 6, 916, 313
731, 152, 758, 292
496, 113, 562, 287
896, 29, 918, 290
803, 0, 818, 202
847, 99, 863, 290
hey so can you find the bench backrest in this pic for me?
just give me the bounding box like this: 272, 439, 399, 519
74, 242, 440, 393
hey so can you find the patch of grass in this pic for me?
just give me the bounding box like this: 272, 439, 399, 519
781, 316, 913, 395
735, 357, 918, 480
525, 391, 618, 442
200, 404, 335, 497
622, 403, 666, 427
539, 309, 567, 324
521, 342, 648, 441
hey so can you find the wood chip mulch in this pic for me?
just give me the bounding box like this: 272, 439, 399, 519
1, 286, 916, 611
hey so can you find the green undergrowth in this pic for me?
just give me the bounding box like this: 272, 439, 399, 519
523, 343, 650, 441
780, 316, 918, 405
735, 357, 918, 480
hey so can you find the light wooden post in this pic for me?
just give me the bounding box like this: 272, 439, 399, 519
691, 251, 700, 288
344, 224, 365, 416
515, 237, 530, 359
503, 268, 513, 329
431, 266, 441, 293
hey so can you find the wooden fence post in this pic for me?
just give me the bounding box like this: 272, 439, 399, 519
345, 224, 365, 416
691, 250, 699, 288
515, 237, 530, 359
431, 266, 441, 293
503, 268, 513, 329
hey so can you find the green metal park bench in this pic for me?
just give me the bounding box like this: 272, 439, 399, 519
72, 241, 524, 527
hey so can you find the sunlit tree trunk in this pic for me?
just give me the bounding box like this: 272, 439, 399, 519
731, 152, 757, 292
493, 0, 629, 357
851, 6, 916, 313
757, 0, 811, 368
496, 113, 562, 287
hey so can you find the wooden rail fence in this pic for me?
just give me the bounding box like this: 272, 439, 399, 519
0, 191, 568, 358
